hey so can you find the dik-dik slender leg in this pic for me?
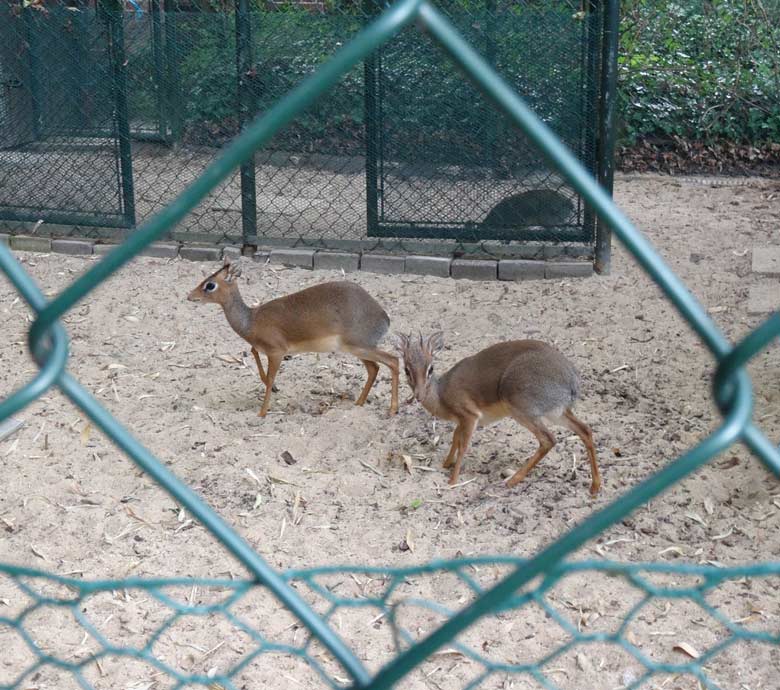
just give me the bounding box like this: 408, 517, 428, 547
355, 360, 380, 407
442, 427, 462, 469
258, 353, 283, 417
251, 347, 279, 393
250, 347, 268, 386
505, 418, 556, 489
562, 408, 601, 495
448, 416, 478, 485
345, 346, 399, 415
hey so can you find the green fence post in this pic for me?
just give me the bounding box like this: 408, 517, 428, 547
594, 0, 618, 274
581, 0, 600, 249
72, 0, 91, 133
484, 0, 502, 179
105, 0, 136, 227
150, 0, 168, 142
21, 6, 42, 141
235, 0, 258, 250
163, 0, 183, 143
364, 0, 380, 236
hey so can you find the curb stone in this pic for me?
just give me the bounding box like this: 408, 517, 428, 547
4, 235, 598, 281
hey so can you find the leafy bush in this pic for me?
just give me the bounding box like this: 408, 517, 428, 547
618, 0, 780, 145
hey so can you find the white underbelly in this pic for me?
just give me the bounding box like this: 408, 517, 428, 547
287, 335, 343, 354
478, 402, 512, 426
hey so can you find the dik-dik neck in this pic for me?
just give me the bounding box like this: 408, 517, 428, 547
420, 377, 448, 420
221, 287, 253, 341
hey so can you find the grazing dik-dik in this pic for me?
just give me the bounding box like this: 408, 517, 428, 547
397, 333, 600, 494
188, 261, 399, 417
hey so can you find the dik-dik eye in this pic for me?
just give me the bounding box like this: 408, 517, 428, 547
427, 364, 434, 377
204, 282, 217, 293
404, 366, 411, 378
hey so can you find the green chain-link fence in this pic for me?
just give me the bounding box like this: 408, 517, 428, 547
1, 0, 780, 688
0, 0, 614, 260
4, 559, 780, 689
0, 1, 135, 229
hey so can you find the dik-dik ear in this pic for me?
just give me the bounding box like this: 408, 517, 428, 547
426, 331, 444, 354
224, 260, 242, 282
391, 332, 411, 355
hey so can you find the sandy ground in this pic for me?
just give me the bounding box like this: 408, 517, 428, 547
1, 173, 780, 689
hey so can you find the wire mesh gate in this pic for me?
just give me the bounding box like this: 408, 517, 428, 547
1, 0, 780, 688
365, 0, 610, 243
0, 0, 614, 259
0, 1, 134, 229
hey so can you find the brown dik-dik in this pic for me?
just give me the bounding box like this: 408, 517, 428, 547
188, 261, 399, 417
397, 333, 600, 494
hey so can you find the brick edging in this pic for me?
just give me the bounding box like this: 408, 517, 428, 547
4, 235, 595, 280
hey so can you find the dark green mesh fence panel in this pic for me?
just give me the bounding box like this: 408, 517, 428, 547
369, 0, 597, 243
127, 5, 246, 241
124, 1, 170, 141
245, 2, 369, 244
2, 1, 780, 689
0, 2, 133, 228
0, 0, 611, 252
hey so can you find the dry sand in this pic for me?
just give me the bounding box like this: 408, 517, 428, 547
1, 173, 779, 689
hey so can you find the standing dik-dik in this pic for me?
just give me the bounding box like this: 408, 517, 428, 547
397, 333, 600, 494
188, 261, 399, 417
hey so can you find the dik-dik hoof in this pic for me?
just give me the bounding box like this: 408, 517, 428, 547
505, 475, 523, 489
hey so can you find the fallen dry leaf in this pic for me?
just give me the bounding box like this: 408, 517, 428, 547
400, 528, 415, 553
673, 642, 700, 659
685, 511, 707, 527
658, 546, 685, 558
710, 526, 734, 541
245, 468, 263, 486
268, 474, 298, 486
80, 422, 92, 446
576, 652, 594, 673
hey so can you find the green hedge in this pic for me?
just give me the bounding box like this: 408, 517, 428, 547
618, 0, 780, 145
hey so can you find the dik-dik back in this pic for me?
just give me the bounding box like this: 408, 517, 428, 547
439, 341, 580, 419
251, 281, 390, 351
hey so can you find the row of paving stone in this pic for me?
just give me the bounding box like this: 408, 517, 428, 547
0, 234, 593, 281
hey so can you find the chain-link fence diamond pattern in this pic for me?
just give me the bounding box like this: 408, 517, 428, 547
1, 1, 780, 689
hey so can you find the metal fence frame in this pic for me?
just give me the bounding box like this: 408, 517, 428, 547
2, 0, 779, 687
0, 0, 618, 270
